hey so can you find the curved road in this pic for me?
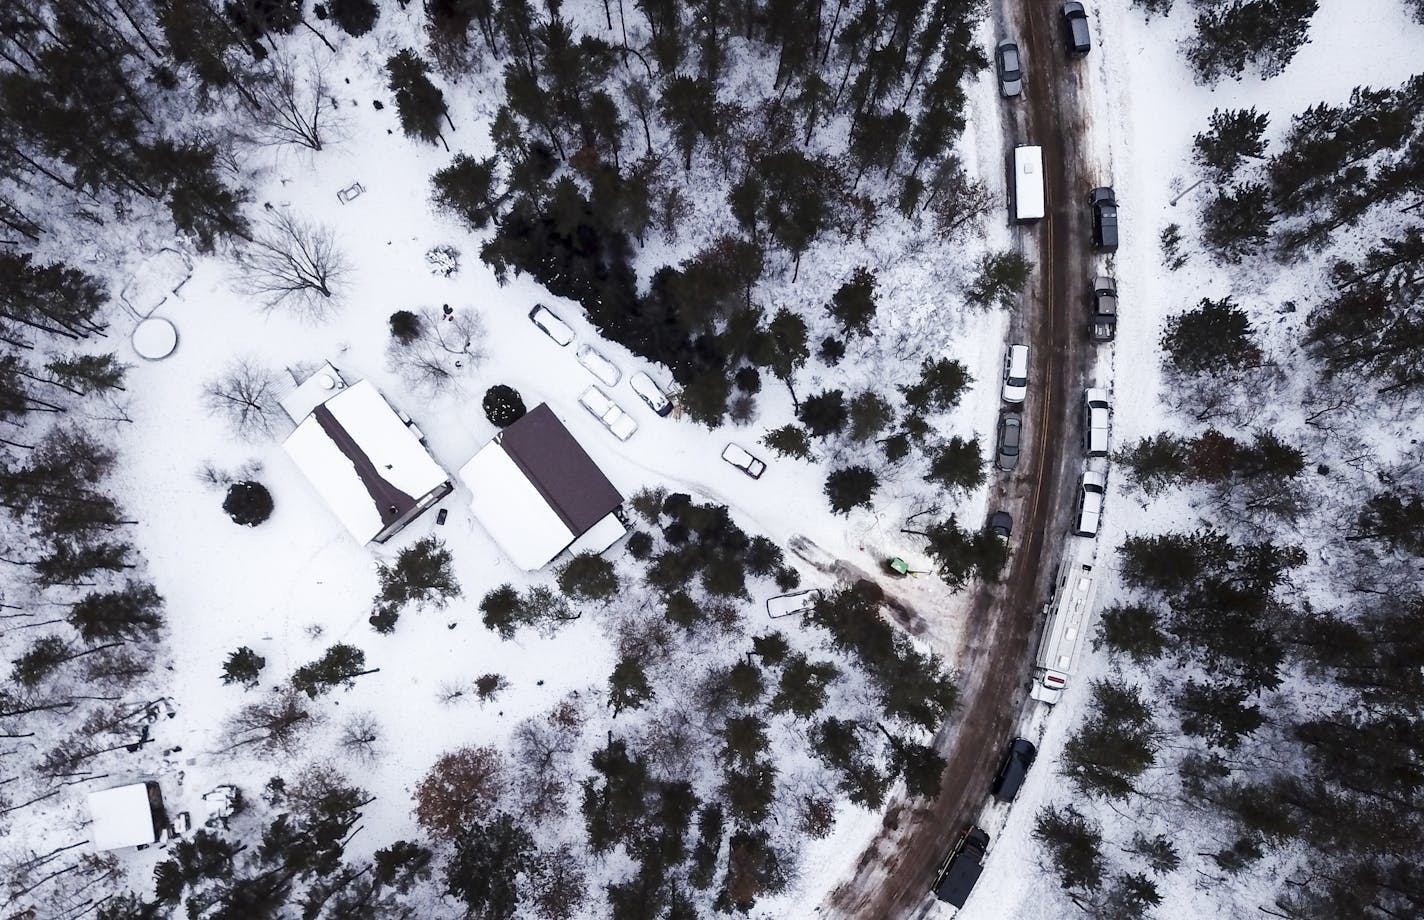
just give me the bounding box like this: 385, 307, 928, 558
819, 2, 1097, 917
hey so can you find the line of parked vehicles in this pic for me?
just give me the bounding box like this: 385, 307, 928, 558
528, 303, 770, 480
935, 4, 1111, 911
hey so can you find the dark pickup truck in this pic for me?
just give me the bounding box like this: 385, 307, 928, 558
933, 825, 991, 908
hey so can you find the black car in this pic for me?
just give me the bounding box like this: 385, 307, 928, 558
1090, 275, 1118, 341
1090, 186, 1118, 252
990, 738, 1038, 803
1062, 2, 1091, 55
933, 826, 990, 907
988, 510, 1013, 538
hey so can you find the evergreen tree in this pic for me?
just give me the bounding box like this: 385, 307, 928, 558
609, 657, 654, 716
1033, 804, 1105, 893
1096, 604, 1167, 663
1160, 296, 1262, 376
482, 384, 526, 427
1193, 107, 1270, 181
799, 389, 847, 437
386, 50, 450, 146
69, 582, 165, 643
964, 251, 1032, 309
432, 154, 503, 231
900, 357, 971, 412
445, 814, 535, 920
372, 537, 460, 630
1186, 0, 1320, 84
557, 552, 619, 602
222, 481, 273, 526
291, 644, 374, 697
222, 646, 267, 688
659, 75, 720, 170
770, 654, 839, 719
45, 354, 127, 395
762, 424, 812, 459
824, 466, 877, 514
324, 0, 379, 36
1061, 679, 1159, 799
1175, 679, 1265, 750
848, 392, 893, 443
1200, 182, 1275, 262
925, 436, 986, 495
828, 266, 878, 337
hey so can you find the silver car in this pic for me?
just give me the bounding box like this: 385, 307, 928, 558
997, 413, 1023, 471
996, 41, 1023, 97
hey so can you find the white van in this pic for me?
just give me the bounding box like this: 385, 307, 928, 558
1083, 389, 1110, 457
1012, 146, 1045, 222
1074, 470, 1106, 537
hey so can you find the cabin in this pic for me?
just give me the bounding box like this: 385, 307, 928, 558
87, 782, 167, 851
281, 366, 452, 544
460, 403, 626, 570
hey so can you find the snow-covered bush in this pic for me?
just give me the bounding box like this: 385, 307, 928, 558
222, 480, 273, 526
482, 384, 526, 428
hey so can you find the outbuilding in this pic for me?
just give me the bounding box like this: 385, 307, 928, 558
87, 782, 167, 851
282, 370, 452, 544
460, 403, 626, 570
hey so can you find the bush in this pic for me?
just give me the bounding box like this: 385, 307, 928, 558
626, 531, 654, 559
223, 481, 273, 526
389, 310, 422, 344
482, 385, 527, 428
734, 366, 762, 394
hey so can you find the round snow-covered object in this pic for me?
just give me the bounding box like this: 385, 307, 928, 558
133, 317, 178, 360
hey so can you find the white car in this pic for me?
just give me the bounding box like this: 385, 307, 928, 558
629, 371, 673, 417
579, 386, 637, 440
577, 344, 621, 386
1083, 388, 1110, 457
1002, 344, 1029, 403
529, 304, 574, 346
722, 443, 766, 479
1073, 470, 1106, 537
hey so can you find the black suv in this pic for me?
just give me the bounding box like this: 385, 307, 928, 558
990, 738, 1038, 803
1090, 275, 1118, 341
1062, 2, 1091, 55
1090, 187, 1118, 251
933, 826, 990, 907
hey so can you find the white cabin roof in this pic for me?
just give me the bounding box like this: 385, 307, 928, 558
459, 442, 576, 570
88, 783, 159, 850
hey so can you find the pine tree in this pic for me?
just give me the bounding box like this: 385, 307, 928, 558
1096, 604, 1167, 663
482, 384, 526, 427
1160, 296, 1262, 376
1033, 804, 1106, 893
825, 466, 877, 514
925, 436, 986, 495
291, 643, 376, 697
609, 656, 654, 716
69, 581, 164, 643
445, 813, 535, 920
373, 537, 460, 627
222, 480, 273, 526
221, 646, 267, 688
770, 655, 839, 719
1175, 679, 1265, 750
325, 0, 379, 36
799, 389, 847, 437
1186, 0, 1320, 84
762, 424, 812, 459
557, 552, 619, 602
900, 357, 971, 412
431, 154, 503, 231
1200, 182, 1275, 262
828, 266, 878, 337
659, 75, 719, 170
1193, 107, 1270, 181
386, 50, 450, 146
1061, 679, 1159, 799
964, 251, 1033, 309
45, 354, 127, 395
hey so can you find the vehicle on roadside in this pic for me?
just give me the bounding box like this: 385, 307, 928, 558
629, 371, 673, 416
996, 412, 1023, 472
1002, 344, 1029, 403
1062, 2, 1091, 55
933, 826, 990, 907
576, 345, 620, 386
1090, 186, 1118, 251
766, 588, 822, 619
528, 304, 574, 346
1090, 275, 1118, 341
579, 386, 637, 441
1012, 145, 1045, 223
1073, 469, 1106, 537
1083, 389, 1110, 457
1031, 559, 1099, 703
988, 510, 1013, 539
991, 738, 1038, 803
722, 443, 766, 479
996, 41, 1023, 97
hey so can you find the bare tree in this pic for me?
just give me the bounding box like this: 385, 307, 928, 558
202, 359, 283, 439
385, 305, 486, 395
339, 711, 381, 762
234, 211, 350, 317
246, 54, 345, 152
219, 688, 320, 755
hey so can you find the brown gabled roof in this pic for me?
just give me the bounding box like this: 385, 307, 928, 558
498, 403, 622, 534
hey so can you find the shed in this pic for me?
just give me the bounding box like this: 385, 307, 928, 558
88, 782, 166, 851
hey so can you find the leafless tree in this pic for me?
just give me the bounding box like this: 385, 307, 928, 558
924, 156, 994, 240
246, 54, 344, 152
385, 306, 486, 395
202, 359, 282, 440
528, 843, 588, 920
219, 688, 319, 755
234, 211, 350, 317
339, 711, 381, 762
510, 696, 585, 820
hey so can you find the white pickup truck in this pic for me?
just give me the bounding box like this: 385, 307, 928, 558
579, 386, 637, 441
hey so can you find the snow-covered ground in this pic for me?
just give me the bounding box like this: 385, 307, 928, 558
964, 1, 1424, 918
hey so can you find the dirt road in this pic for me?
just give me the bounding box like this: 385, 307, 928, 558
817, 3, 1094, 917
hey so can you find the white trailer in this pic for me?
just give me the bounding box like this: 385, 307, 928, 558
1030, 560, 1098, 704
1012, 145, 1045, 222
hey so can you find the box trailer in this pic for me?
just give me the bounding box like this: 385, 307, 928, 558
1030, 559, 1099, 704
1012, 145, 1045, 222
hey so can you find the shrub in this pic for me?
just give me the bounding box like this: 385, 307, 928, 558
482, 385, 527, 428
223, 481, 273, 526
389, 309, 422, 344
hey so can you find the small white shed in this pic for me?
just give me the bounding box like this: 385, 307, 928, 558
88, 782, 164, 851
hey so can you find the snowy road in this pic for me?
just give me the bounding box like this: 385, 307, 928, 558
817, 0, 1102, 915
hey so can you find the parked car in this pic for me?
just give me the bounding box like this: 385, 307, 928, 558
933, 826, 990, 907
996, 412, 1023, 472
579, 386, 637, 440
988, 510, 1013, 539
1074, 469, 1106, 537
990, 738, 1038, 803
767, 588, 823, 618
1083, 388, 1110, 457
995, 41, 1023, 97
1002, 343, 1029, 403
576, 344, 620, 386
1090, 186, 1118, 252
1062, 2, 1091, 55
629, 370, 673, 416
722, 443, 766, 479
528, 304, 575, 346
1090, 275, 1118, 341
